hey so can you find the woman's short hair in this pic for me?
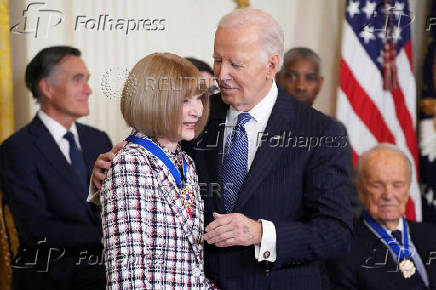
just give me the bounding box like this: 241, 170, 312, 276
121, 53, 209, 140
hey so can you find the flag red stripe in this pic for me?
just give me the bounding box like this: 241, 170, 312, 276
403, 41, 414, 73
400, 39, 418, 221
352, 149, 359, 168
340, 58, 396, 144
391, 87, 419, 175
405, 198, 416, 220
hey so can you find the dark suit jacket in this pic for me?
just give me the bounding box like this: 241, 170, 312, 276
184, 88, 354, 290
333, 119, 363, 218
0, 115, 112, 289
327, 217, 436, 290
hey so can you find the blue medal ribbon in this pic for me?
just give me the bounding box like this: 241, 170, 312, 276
362, 210, 410, 260
126, 134, 187, 187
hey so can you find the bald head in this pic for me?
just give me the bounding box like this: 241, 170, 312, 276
356, 143, 412, 185
356, 143, 411, 229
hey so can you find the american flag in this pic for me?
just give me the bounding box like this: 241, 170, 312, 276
420, 0, 436, 224
337, 0, 420, 220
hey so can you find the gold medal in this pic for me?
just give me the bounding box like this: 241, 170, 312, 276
180, 185, 194, 208
180, 185, 194, 219
399, 259, 416, 278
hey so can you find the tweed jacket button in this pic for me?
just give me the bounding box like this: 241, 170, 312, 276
193, 267, 201, 278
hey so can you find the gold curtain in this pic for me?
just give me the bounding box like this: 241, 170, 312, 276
0, 0, 13, 142
0, 0, 18, 289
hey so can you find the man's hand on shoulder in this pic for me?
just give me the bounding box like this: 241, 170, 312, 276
91, 141, 126, 190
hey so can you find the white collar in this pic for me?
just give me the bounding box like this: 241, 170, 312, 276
382, 217, 403, 234
227, 80, 278, 125
38, 110, 79, 145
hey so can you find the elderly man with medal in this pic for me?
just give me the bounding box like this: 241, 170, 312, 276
328, 143, 436, 290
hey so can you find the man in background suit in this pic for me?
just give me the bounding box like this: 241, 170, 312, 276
91, 8, 354, 290
328, 144, 436, 289
0, 46, 112, 290
276, 47, 363, 218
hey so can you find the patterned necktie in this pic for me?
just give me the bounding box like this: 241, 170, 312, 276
64, 131, 88, 193
221, 112, 251, 213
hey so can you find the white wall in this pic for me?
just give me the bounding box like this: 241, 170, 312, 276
8, 0, 427, 144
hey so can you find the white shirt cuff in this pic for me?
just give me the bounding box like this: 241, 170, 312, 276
87, 177, 101, 205
254, 219, 277, 262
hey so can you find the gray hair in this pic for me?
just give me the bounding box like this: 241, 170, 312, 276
280, 47, 322, 76
356, 143, 412, 184
218, 8, 284, 63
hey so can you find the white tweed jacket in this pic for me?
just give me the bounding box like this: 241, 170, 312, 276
100, 139, 216, 289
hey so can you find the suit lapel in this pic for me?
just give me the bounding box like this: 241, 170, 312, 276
76, 124, 92, 177
233, 91, 295, 212
30, 116, 84, 198
207, 118, 226, 213
76, 123, 105, 221
407, 222, 433, 287
201, 95, 228, 213
408, 222, 428, 267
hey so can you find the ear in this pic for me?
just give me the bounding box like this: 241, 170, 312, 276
38, 78, 54, 100
275, 72, 281, 85
356, 181, 365, 205
266, 54, 280, 80
318, 76, 324, 90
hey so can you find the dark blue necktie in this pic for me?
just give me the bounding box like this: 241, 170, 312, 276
391, 230, 402, 245
64, 131, 88, 193
221, 112, 251, 213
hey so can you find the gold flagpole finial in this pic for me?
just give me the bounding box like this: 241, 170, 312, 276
233, 0, 250, 9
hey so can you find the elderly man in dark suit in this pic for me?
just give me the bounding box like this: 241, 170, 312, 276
328, 143, 436, 290
194, 9, 353, 289
0, 46, 112, 290
92, 8, 354, 290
